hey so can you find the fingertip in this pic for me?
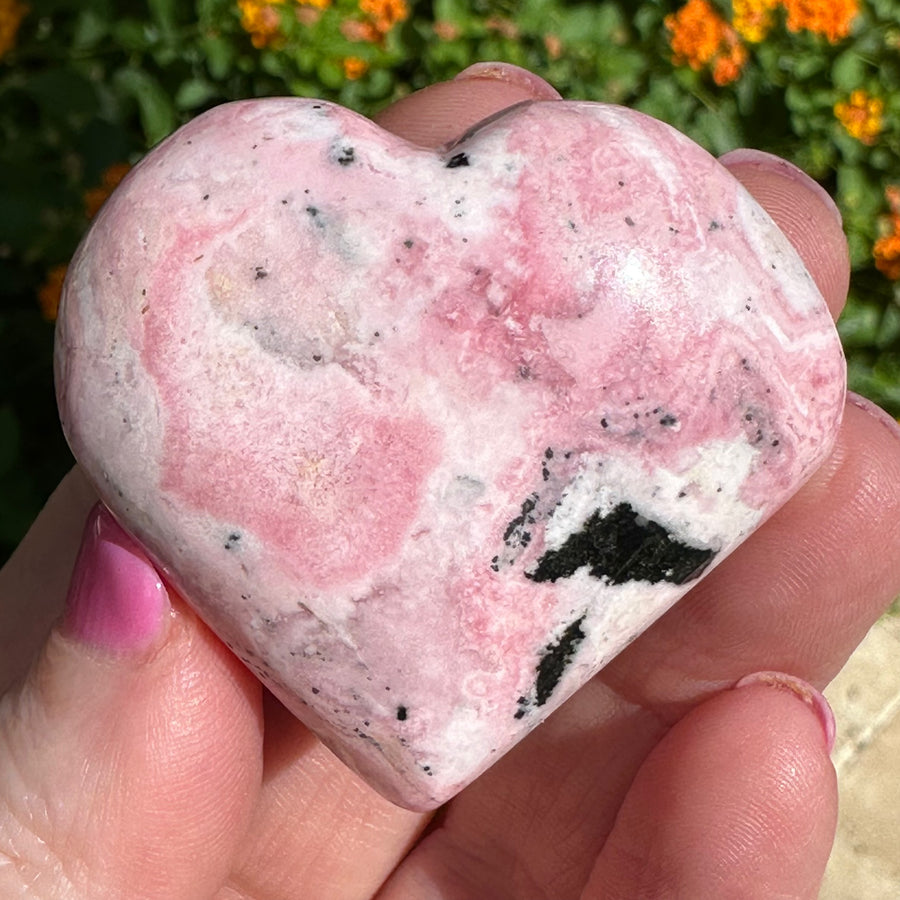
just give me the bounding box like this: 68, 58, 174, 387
734, 670, 836, 753
454, 61, 562, 100
719, 149, 850, 319
586, 684, 838, 899
373, 63, 558, 149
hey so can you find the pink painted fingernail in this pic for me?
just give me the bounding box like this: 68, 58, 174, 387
63, 503, 170, 654
735, 671, 836, 753
454, 62, 562, 100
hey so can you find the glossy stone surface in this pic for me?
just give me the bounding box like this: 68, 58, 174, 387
55, 98, 846, 810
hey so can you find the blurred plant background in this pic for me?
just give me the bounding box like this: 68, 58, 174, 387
1, 0, 899, 560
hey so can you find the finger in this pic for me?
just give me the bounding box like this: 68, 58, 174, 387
0, 505, 263, 900
373, 62, 560, 149
218, 693, 426, 900
601, 392, 900, 717
0, 465, 97, 691
583, 674, 838, 900
720, 148, 850, 318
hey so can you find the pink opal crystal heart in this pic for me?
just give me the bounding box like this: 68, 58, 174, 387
55, 98, 845, 810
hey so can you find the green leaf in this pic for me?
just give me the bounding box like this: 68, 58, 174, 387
175, 78, 218, 110
879, 303, 900, 349
148, 0, 177, 33
832, 49, 867, 91
790, 54, 827, 81
317, 58, 346, 91
692, 104, 744, 155
433, 0, 472, 25
112, 18, 154, 53
113, 68, 178, 146
72, 8, 110, 51
555, 3, 622, 45
838, 294, 883, 347
201, 34, 237, 82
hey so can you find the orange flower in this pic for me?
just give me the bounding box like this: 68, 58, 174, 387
359, 0, 408, 36
342, 56, 368, 80
84, 162, 131, 219
781, 0, 858, 42
874, 187, 900, 280
237, 0, 285, 49
732, 0, 778, 43
0, 0, 28, 59
665, 0, 748, 86
38, 264, 68, 322
834, 89, 884, 145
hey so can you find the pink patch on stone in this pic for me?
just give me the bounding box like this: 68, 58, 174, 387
55, 97, 845, 810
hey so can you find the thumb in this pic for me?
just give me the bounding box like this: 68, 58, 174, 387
0, 504, 263, 899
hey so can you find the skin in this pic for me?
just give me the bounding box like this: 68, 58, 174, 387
1, 66, 899, 900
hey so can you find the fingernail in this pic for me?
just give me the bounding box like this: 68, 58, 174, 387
735, 671, 836, 753
847, 391, 900, 444
454, 62, 562, 100
63, 503, 170, 654
718, 148, 843, 228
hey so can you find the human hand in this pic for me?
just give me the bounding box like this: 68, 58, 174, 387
2, 63, 900, 900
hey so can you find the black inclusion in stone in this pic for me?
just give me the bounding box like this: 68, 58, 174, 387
336, 146, 355, 166
535, 616, 586, 706
446, 152, 470, 168
527, 502, 715, 586
396, 706, 408, 721
502, 493, 538, 551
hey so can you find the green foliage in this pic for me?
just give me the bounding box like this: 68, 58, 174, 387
1, 0, 899, 559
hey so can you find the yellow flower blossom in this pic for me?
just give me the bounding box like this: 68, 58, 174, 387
38, 264, 68, 322
238, 0, 285, 49
874, 187, 900, 281
834, 89, 884, 145
0, 0, 28, 59
781, 0, 858, 42
342, 56, 368, 80
732, 0, 778, 43
665, 0, 748, 86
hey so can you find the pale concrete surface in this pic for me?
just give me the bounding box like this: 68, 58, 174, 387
820, 609, 900, 899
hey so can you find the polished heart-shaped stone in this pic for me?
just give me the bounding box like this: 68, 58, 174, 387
55, 98, 845, 810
